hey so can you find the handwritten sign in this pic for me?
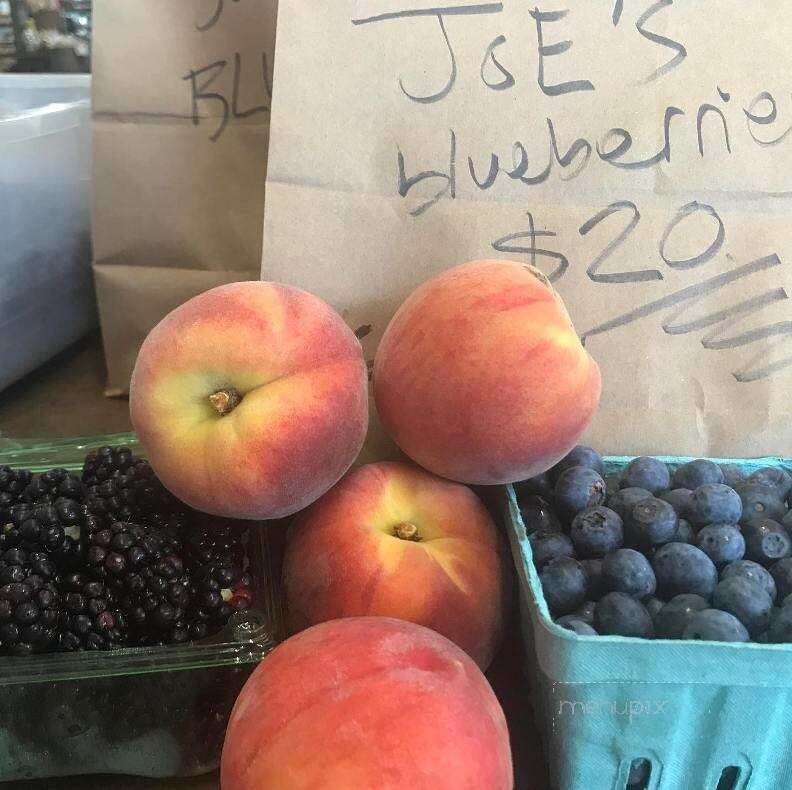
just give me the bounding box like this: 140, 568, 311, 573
261, 0, 792, 457
92, 0, 277, 393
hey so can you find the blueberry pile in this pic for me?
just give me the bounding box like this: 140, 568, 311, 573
517, 449, 792, 643
0, 447, 254, 655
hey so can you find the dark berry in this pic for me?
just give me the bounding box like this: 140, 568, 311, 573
627, 498, 678, 548
695, 524, 745, 567
579, 559, 605, 599
719, 464, 747, 490
602, 549, 656, 599
540, 557, 587, 616
672, 459, 724, 490
687, 484, 742, 528
654, 593, 709, 638
769, 558, 792, 601
529, 531, 575, 568
572, 600, 596, 625
768, 605, 792, 642
518, 496, 561, 536
736, 484, 786, 524
659, 488, 692, 518
748, 467, 792, 500
554, 466, 607, 516
712, 577, 772, 636
742, 518, 792, 566
682, 609, 749, 642
619, 457, 670, 495
513, 473, 554, 501
570, 506, 623, 558
594, 592, 654, 638
606, 488, 652, 522
721, 560, 777, 602
651, 543, 717, 599
549, 446, 605, 481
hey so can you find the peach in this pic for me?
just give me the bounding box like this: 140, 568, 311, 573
374, 260, 601, 485
283, 461, 507, 669
129, 281, 368, 520
220, 617, 513, 790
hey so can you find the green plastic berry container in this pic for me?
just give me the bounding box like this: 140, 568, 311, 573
500, 455, 792, 790
0, 432, 282, 782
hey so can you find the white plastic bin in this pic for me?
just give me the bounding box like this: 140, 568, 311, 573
0, 74, 94, 393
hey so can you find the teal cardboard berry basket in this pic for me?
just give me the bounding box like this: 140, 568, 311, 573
500, 455, 792, 790
0, 433, 283, 782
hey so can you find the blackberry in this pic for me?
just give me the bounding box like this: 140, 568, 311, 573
85, 456, 187, 529
56, 573, 126, 651
1, 499, 84, 571
84, 521, 192, 646
0, 549, 60, 654
23, 469, 84, 504
183, 518, 252, 639
81, 446, 135, 487
0, 467, 32, 516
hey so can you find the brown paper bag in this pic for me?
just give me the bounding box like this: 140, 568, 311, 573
92, 0, 278, 394
262, 0, 792, 459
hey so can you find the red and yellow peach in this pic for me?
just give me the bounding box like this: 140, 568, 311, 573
220, 617, 513, 790
374, 259, 601, 485
130, 281, 368, 520
283, 461, 508, 669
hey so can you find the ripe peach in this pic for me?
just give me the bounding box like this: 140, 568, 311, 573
283, 461, 507, 669
374, 260, 601, 485
129, 281, 368, 520
221, 617, 513, 790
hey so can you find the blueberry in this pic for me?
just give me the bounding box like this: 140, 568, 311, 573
720, 464, 747, 490
682, 609, 750, 642
748, 466, 792, 500
742, 518, 792, 566
579, 559, 605, 599
554, 466, 607, 516
673, 519, 694, 544
594, 592, 654, 638
555, 615, 598, 635
721, 560, 777, 602
659, 488, 692, 518
607, 488, 653, 522
519, 496, 562, 536
514, 473, 554, 501
783, 593, 792, 608
619, 457, 670, 495
643, 596, 665, 619
627, 759, 651, 788
572, 600, 596, 625
769, 558, 792, 601
529, 531, 575, 568
687, 484, 742, 528
550, 446, 605, 481
768, 605, 792, 642
627, 497, 678, 548
570, 506, 623, 558
736, 484, 786, 524
783, 509, 792, 534
712, 577, 772, 636
695, 524, 745, 567
652, 543, 718, 599
654, 593, 709, 639
540, 557, 587, 616
672, 459, 724, 490
602, 549, 656, 599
